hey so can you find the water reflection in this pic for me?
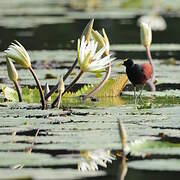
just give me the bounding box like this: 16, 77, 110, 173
117, 121, 128, 180
78, 149, 116, 171
121, 157, 128, 180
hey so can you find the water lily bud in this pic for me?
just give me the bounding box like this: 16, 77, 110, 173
81, 19, 94, 43
92, 29, 110, 55
5, 40, 31, 69
44, 83, 51, 101
140, 22, 152, 48
92, 29, 105, 49
6, 57, 18, 83
102, 28, 110, 55
58, 76, 65, 94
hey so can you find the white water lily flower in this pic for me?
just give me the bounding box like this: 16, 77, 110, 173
5, 41, 31, 68
78, 149, 116, 171
77, 36, 115, 73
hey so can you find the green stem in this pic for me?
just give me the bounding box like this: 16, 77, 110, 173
57, 93, 62, 109
84, 65, 111, 99
63, 70, 83, 95
51, 70, 83, 108
13, 80, 22, 102
137, 84, 145, 104
29, 66, 46, 109
45, 58, 78, 100
63, 58, 78, 81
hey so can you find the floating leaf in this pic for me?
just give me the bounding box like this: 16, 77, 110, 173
1, 85, 18, 101
160, 58, 177, 65
63, 84, 94, 98
96, 74, 128, 97
128, 159, 180, 171
128, 139, 180, 157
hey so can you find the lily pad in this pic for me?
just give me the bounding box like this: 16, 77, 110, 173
128, 159, 180, 171
128, 139, 180, 157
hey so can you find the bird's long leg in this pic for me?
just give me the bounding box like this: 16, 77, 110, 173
133, 86, 137, 108
137, 84, 145, 104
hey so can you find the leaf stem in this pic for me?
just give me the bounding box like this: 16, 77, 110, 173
145, 46, 155, 83
84, 65, 111, 99
45, 58, 78, 100
57, 93, 62, 109
13, 81, 22, 102
29, 66, 46, 109
51, 92, 62, 109
63, 70, 84, 95
51, 70, 83, 107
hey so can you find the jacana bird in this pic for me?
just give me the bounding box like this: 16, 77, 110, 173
123, 58, 153, 106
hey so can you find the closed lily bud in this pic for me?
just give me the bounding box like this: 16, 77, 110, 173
5, 40, 31, 69
91, 29, 110, 55
140, 22, 152, 48
6, 57, 18, 83
81, 19, 94, 43
58, 76, 65, 94
102, 28, 110, 55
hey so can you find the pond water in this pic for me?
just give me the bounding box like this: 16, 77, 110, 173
0, 0, 180, 180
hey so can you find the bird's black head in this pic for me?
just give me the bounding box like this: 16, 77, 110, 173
123, 58, 134, 68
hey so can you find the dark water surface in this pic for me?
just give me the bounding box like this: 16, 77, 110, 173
1, 16, 180, 60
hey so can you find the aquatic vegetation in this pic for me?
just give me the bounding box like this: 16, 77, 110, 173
77, 36, 113, 73
52, 25, 116, 106
5, 41, 46, 109
6, 57, 22, 102
84, 28, 112, 99
44, 19, 94, 101
51, 76, 65, 109
140, 22, 155, 88
2, 19, 161, 110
